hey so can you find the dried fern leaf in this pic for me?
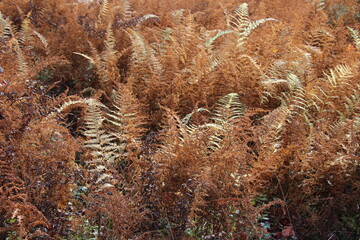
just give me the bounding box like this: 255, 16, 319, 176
211, 93, 245, 125
19, 11, 32, 44
347, 27, 360, 50
13, 43, 28, 75
33, 30, 49, 54
227, 4, 276, 50
0, 11, 15, 40
128, 30, 163, 77
228, 3, 250, 31
324, 64, 354, 87
73, 52, 95, 64
205, 30, 233, 47
103, 23, 117, 62
206, 93, 245, 150
98, 0, 109, 24
123, 0, 133, 20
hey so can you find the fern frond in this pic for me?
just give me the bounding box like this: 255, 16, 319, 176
19, 11, 32, 44
56, 98, 117, 190
123, 0, 133, 20
287, 73, 302, 91
228, 3, 250, 31
128, 30, 163, 77
207, 93, 245, 150
98, 0, 109, 24
347, 27, 360, 49
106, 87, 145, 151
33, 30, 49, 54
227, 4, 276, 50
211, 93, 245, 125
103, 23, 118, 64
248, 18, 277, 31
73, 52, 95, 65
343, 84, 360, 118
260, 106, 291, 151
205, 30, 233, 47
0, 11, 15, 40
0, 12, 31, 75
324, 64, 354, 87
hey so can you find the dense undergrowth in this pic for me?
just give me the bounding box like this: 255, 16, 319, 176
0, 0, 359, 239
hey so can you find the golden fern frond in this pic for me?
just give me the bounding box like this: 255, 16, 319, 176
287, 73, 303, 91
206, 93, 245, 150
0, 12, 29, 75
211, 93, 245, 125
343, 85, 360, 118
19, 11, 32, 44
57, 98, 116, 161
228, 3, 250, 31
103, 22, 117, 62
56, 98, 92, 114
56, 98, 118, 191
260, 106, 291, 152
0, 11, 15, 40
128, 30, 149, 63
123, 0, 133, 20
227, 3, 276, 50
205, 30, 233, 48
324, 64, 354, 87
98, 0, 109, 24
73, 52, 95, 65
128, 29, 163, 77
261, 74, 308, 150
284, 74, 308, 121
348, 27, 360, 49
82, 102, 120, 192
13, 43, 28, 75
105, 86, 146, 158
33, 30, 49, 54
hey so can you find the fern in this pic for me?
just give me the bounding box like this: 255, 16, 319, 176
0, 11, 14, 40
105, 86, 145, 159
324, 64, 354, 87
33, 30, 49, 54
205, 30, 233, 48
128, 29, 163, 78
284, 73, 308, 120
228, 3, 250, 31
0, 12, 28, 75
348, 27, 360, 49
18, 11, 32, 44
74, 25, 120, 94
103, 22, 117, 64
261, 73, 308, 151
98, 0, 109, 24
202, 93, 245, 151
210, 93, 245, 126
123, 0, 133, 20
228, 3, 276, 50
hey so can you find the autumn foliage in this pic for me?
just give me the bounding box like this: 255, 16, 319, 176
0, 0, 359, 239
